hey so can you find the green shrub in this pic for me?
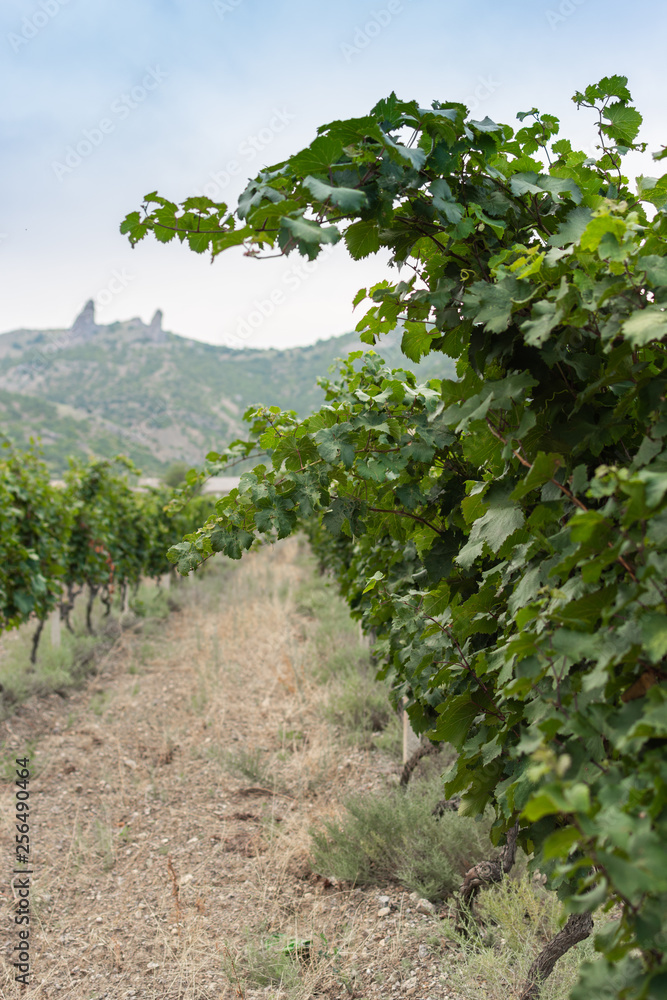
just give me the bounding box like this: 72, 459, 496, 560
443, 875, 599, 1000
222, 932, 304, 989
310, 774, 493, 900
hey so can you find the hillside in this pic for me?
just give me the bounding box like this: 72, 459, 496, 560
0, 301, 454, 475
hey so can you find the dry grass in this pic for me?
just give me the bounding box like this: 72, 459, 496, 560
0, 537, 601, 1000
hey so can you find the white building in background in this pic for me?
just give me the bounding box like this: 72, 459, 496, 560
137, 476, 241, 494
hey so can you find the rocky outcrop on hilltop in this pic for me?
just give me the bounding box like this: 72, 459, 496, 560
147, 309, 165, 344
70, 299, 99, 342
68, 300, 167, 345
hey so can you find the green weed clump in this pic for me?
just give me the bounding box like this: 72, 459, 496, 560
442, 875, 598, 1000
310, 773, 493, 901
127, 583, 174, 624
222, 933, 304, 990
214, 746, 271, 785
222, 930, 345, 997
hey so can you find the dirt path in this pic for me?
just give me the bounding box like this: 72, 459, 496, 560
2, 539, 467, 1000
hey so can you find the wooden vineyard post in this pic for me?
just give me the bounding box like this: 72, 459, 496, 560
50, 608, 61, 650
403, 704, 421, 764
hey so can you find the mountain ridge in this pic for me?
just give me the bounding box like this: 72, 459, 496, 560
0, 301, 454, 475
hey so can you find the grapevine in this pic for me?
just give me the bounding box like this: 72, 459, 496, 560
129, 75, 667, 996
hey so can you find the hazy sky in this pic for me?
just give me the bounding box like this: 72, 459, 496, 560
2, 0, 666, 349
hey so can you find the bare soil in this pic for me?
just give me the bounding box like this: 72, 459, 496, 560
1, 539, 475, 1000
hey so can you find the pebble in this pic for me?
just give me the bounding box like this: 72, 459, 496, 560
378, 907, 391, 917
416, 898, 435, 915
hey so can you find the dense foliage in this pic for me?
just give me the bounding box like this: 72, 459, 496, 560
0, 441, 214, 652
0, 441, 68, 633
124, 77, 667, 997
